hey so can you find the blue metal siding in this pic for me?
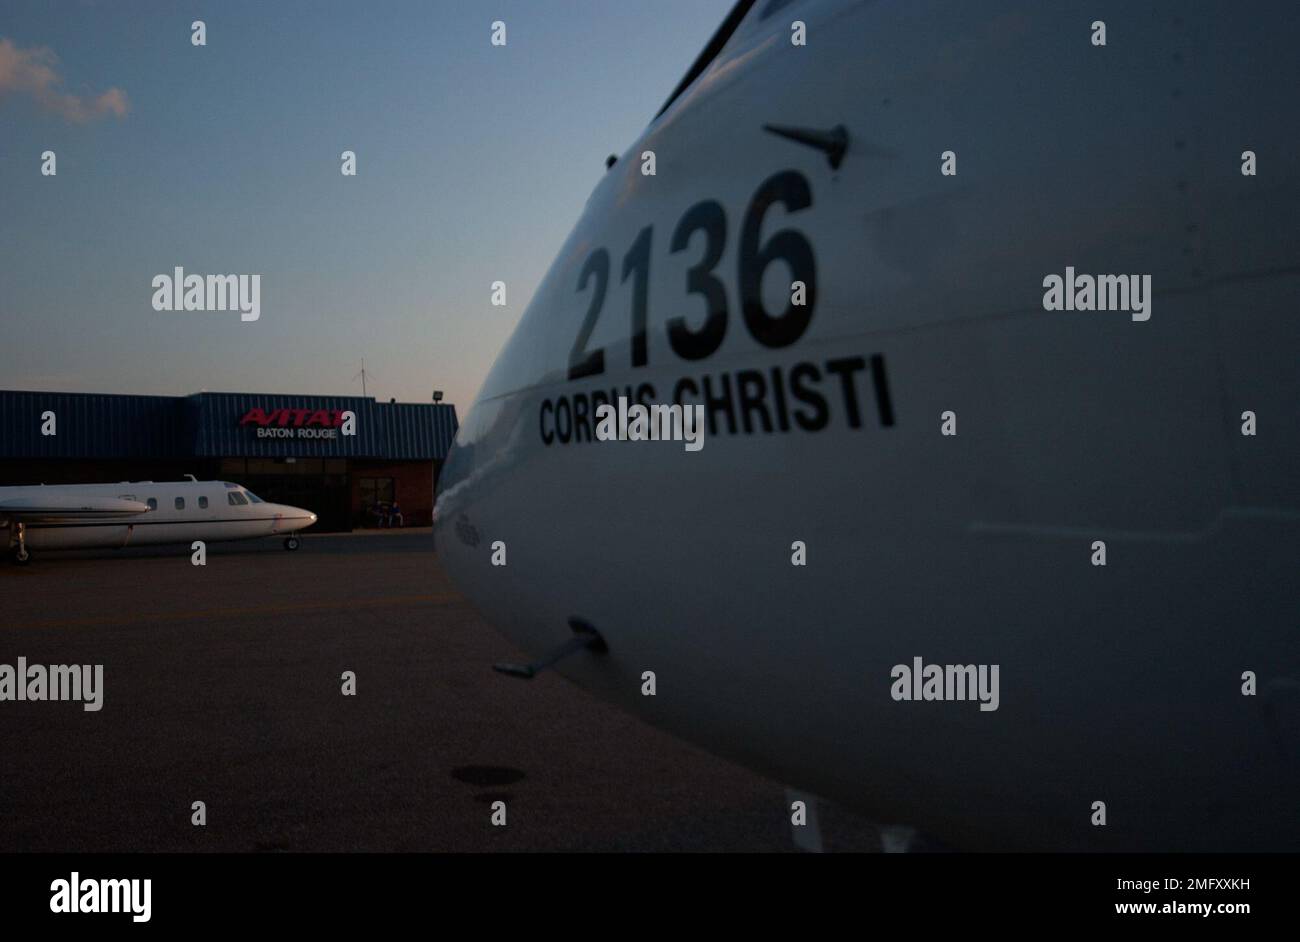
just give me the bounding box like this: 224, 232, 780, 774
376, 402, 460, 461
0, 391, 188, 459
0, 390, 458, 461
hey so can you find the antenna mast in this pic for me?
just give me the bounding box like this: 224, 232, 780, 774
352, 358, 376, 398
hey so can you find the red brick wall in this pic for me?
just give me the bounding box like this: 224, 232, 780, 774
349, 460, 437, 528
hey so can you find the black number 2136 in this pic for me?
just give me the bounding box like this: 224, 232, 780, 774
567, 170, 817, 380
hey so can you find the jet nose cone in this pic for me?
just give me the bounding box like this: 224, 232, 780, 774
281, 505, 318, 529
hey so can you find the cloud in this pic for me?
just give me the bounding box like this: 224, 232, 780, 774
0, 37, 129, 123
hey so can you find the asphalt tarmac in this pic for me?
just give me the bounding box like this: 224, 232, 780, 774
0, 530, 881, 852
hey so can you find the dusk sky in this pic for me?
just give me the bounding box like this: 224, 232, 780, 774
0, 0, 733, 409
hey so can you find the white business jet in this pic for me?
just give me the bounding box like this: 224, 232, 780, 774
433, 0, 1300, 850
1, 478, 317, 564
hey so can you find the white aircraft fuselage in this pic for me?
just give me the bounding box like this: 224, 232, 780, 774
1, 480, 317, 559
434, 0, 1300, 850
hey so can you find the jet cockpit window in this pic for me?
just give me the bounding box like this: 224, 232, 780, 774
654, 0, 760, 120
244, 491, 264, 503
654, 0, 812, 122
228, 492, 249, 506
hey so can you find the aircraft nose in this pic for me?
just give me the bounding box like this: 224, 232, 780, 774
276, 504, 318, 529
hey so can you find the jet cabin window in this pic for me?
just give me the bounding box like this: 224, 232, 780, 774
175, 497, 185, 510
198, 496, 208, 509
654, 0, 796, 121
228, 492, 248, 506
146, 498, 157, 511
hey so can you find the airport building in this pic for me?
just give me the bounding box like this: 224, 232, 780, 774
0, 390, 459, 531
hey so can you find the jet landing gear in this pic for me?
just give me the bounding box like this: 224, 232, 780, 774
10, 523, 30, 565
283, 535, 301, 552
